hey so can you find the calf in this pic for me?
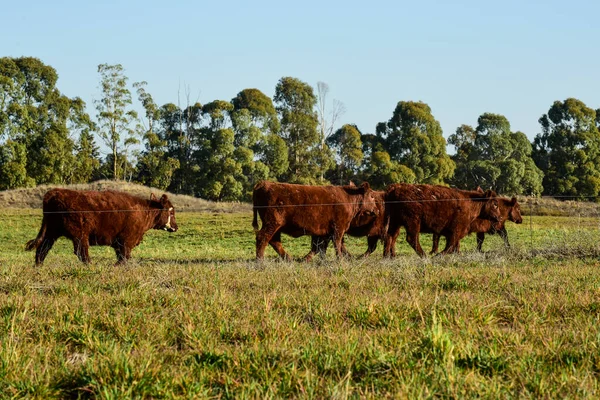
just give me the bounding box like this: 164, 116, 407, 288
252, 181, 379, 260
304, 191, 386, 261
430, 197, 523, 253
25, 189, 178, 265
383, 184, 502, 257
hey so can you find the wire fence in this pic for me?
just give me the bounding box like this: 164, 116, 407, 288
2, 196, 600, 260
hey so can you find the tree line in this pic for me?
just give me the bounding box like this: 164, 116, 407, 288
1, 57, 600, 200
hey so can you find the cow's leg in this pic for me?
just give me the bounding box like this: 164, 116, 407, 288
332, 228, 349, 259
441, 229, 468, 255
35, 237, 57, 265
405, 220, 425, 257
269, 231, 292, 261
362, 236, 378, 258
341, 237, 352, 257
255, 223, 279, 260
73, 236, 91, 264
304, 236, 329, 262
476, 232, 485, 252
431, 233, 441, 255
498, 227, 510, 248
112, 239, 129, 265
384, 221, 402, 258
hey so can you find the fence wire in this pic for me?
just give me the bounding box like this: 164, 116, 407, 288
2, 196, 600, 259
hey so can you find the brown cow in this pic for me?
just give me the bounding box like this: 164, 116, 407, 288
430, 196, 523, 253
252, 181, 379, 260
25, 189, 178, 265
383, 184, 502, 257
304, 190, 386, 261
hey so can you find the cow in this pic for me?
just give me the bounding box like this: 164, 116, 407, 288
383, 184, 503, 257
252, 181, 379, 260
25, 189, 178, 265
430, 196, 523, 253
304, 190, 386, 261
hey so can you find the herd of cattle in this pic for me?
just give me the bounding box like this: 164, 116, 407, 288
25, 182, 523, 265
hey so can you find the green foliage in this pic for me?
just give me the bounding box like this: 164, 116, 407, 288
161, 102, 202, 195
71, 131, 101, 184
327, 124, 363, 184
136, 132, 180, 190
193, 100, 254, 200
534, 98, 600, 198
450, 114, 544, 195
261, 134, 289, 179
133, 82, 179, 190
0, 140, 34, 189
361, 150, 416, 189
274, 77, 324, 184
0, 57, 95, 186
231, 88, 279, 135
95, 153, 136, 182
231, 89, 288, 184
94, 64, 139, 180
377, 101, 454, 184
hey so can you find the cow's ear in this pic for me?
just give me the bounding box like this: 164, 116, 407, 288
348, 181, 356, 187
361, 182, 370, 191
160, 194, 169, 203
484, 190, 496, 198
150, 193, 158, 201
476, 186, 484, 193
511, 197, 517, 204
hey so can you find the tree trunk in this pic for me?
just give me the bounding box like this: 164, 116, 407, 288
113, 142, 117, 180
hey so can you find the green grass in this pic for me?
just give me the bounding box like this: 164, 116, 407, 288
2, 210, 600, 398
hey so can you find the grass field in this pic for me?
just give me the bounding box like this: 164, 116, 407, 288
2, 209, 600, 398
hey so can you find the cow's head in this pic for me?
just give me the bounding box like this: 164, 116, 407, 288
344, 182, 379, 217
151, 193, 178, 232
351, 191, 384, 228
506, 197, 523, 224
480, 190, 503, 222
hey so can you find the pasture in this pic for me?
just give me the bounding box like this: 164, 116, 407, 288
2, 209, 600, 398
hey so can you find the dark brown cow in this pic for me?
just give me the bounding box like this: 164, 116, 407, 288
25, 189, 178, 265
383, 184, 502, 257
430, 196, 523, 253
252, 181, 379, 260
305, 190, 386, 261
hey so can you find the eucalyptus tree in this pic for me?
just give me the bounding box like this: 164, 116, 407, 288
231, 88, 287, 182
134, 81, 180, 190
450, 113, 543, 195
0, 140, 33, 189
159, 102, 202, 194
94, 63, 139, 180
376, 101, 454, 184
326, 124, 363, 184
534, 98, 600, 197
274, 77, 323, 184
0, 57, 94, 186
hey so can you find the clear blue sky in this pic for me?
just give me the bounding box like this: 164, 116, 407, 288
3, 0, 599, 146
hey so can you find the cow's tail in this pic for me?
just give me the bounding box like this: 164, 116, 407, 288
252, 205, 259, 232
252, 180, 265, 232
25, 216, 47, 251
